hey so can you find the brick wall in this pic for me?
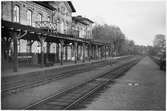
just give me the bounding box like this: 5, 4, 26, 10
1, 2, 12, 21
2, 1, 52, 26
1, 1, 73, 34
1, 1, 92, 38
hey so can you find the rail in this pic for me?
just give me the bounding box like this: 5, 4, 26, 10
25, 56, 141, 110
2, 56, 133, 96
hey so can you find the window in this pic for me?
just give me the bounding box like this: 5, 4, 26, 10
37, 13, 42, 22
57, 18, 60, 23
47, 16, 50, 22
61, 6, 65, 15
66, 21, 68, 28
13, 5, 20, 22
58, 7, 60, 12
60, 20, 64, 33
27, 10, 32, 26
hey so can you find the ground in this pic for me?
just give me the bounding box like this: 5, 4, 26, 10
2, 56, 165, 110
2, 59, 114, 109
82, 56, 165, 110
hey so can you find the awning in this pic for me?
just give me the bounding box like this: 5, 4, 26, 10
2, 20, 105, 45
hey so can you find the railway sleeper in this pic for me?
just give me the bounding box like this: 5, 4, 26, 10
25, 57, 142, 110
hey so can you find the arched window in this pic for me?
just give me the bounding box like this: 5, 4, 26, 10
27, 9, 32, 26
47, 16, 50, 22
60, 20, 64, 33
13, 5, 20, 22
37, 13, 42, 22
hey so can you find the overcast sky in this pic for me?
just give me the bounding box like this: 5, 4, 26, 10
72, 0, 166, 46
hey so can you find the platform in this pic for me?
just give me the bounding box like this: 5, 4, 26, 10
2, 56, 126, 78
83, 56, 165, 110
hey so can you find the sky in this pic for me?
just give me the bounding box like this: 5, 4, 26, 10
72, 0, 166, 46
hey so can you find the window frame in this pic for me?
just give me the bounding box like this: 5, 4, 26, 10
47, 16, 50, 22
13, 5, 20, 23
27, 9, 32, 26
37, 13, 42, 22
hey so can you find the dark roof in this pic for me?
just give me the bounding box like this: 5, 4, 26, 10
67, 1, 76, 12
34, 1, 76, 12
72, 16, 94, 25
72, 17, 88, 25
81, 16, 94, 23
34, 1, 56, 10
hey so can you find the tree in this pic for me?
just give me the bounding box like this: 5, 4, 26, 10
153, 34, 166, 48
152, 34, 166, 56
92, 24, 148, 56
92, 24, 125, 56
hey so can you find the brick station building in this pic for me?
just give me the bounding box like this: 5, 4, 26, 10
1, 1, 112, 72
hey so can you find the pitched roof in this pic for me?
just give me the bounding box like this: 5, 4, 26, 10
67, 1, 76, 12
72, 17, 88, 25
34, 1, 76, 12
72, 16, 94, 25
34, 1, 56, 10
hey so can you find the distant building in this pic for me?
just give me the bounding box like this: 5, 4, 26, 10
72, 16, 94, 39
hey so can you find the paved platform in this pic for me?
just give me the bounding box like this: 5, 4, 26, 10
2, 56, 126, 77
82, 56, 165, 110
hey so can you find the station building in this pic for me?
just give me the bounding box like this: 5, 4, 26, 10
1, 1, 112, 72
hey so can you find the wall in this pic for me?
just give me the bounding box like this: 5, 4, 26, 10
1, 2, 12, 21
2, 1, 74, 53
49, 1, 72, 34
72, 20, 93, 39
1, 1, 53, 27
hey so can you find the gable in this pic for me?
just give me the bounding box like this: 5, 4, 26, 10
59, 2, 71, 14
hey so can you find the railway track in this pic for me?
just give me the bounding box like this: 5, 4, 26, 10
25, 57, 141, 110
2, 56, 132, 96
